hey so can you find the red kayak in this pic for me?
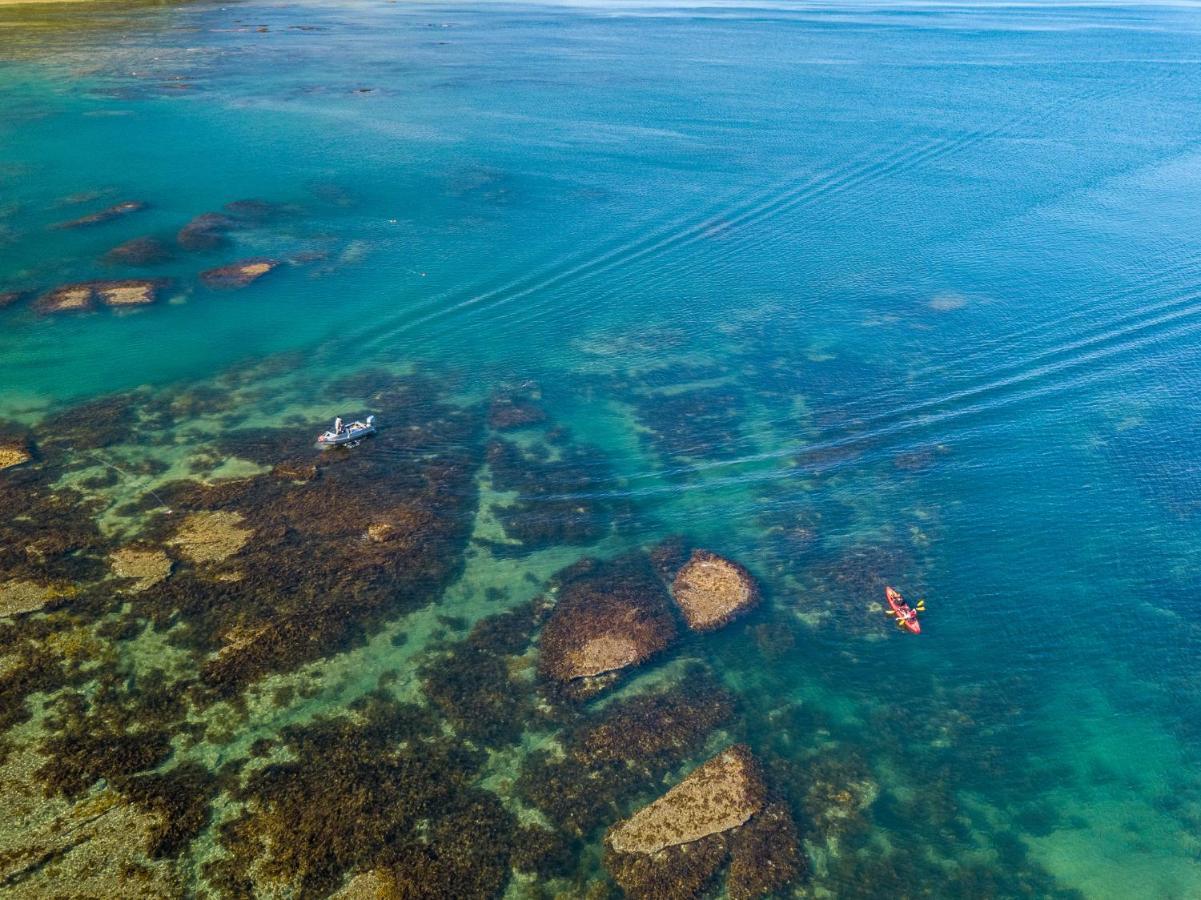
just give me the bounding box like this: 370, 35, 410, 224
885, 586, 921, 634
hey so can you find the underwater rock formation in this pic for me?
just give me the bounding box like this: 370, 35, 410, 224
604, 833, 730, 900
670, 550, 759, 632
103, 236, 173, 267
54, 200, 148, 229
177, 212, 233, 250
34, 279, 166, 313
485, 437, 618, 551
539, 552, 678, 686
199, 258, 279, 288
606, 745, 766, 854
0, 291, 24, 309
725, 801, 804, 899
634, 385, 746, 465
128, 379, 484, 693
486, 383, 547, 431
516, 668, 736, 837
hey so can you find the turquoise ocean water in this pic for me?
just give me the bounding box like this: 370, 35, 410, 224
2, 1, 1201, 896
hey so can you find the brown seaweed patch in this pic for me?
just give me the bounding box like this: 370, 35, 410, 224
726, 801, 804, 899
635, 385, 746, 465
485, 437, 619, 552
166, 510, 251, 565
113, 761, 216, 859
200, 258, 279, 289
103, 236, 173, 267
539, 552, 678, 686
177, 212, 234, 251
54, 200, 148, 230
515, 666, 735, 837
606, 745, 766, 854
0, 291, 25, 309
209, 692, 503, 897
670, 549, 759, 632
604, 832, 730, 900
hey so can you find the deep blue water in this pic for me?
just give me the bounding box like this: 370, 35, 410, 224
2, 1, 1201, 896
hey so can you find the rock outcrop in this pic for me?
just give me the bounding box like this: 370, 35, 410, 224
109, 547, 173, 592
34, 279, 165, 313
166, 510, 252, 564
0, 437, 33, 471
200, 258, 279, 288
606, 745, 766, 854
539, 553, 678, 685
177, 212, 233, 250
670, 550, 759, 632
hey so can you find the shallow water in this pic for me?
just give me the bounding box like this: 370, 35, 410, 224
2, 1, 1201, 897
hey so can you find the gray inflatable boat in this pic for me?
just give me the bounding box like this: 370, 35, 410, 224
316, 415, 376, 449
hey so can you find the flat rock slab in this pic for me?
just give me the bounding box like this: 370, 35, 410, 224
671, 550, 759, 632
167, 510, 252, 564
606, 745, 766, 855
110, 547, 173, 592
0, 580, 65, 617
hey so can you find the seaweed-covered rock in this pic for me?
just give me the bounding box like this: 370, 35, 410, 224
34, 283, 95, 314
0, 291, 25, 309
109, 547, 172, 592
103, 236, 173, 267
0, 580, 67, 617
0, 436, 33, 471
539, 553, 678, 685
34, 279, 165, 313
209, 693, 505, 897
606, 745, 766, 854
515, 667, 735, 837
166, 510, 252, 565
726, 801, 804, 899
200, 258, 278, 288
177, 212, 233, 250
94, 279, 165, 307
487, 384, 547, 431
670, 550, 759, 632
485, 437, 618, 552
605, 832, 730, 900
54, 200, 148, 229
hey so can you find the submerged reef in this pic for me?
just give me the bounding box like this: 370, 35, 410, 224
487, 382, 547, 431
635, 385, 746, 466
538, 552, 678, 690
670, 549, 759, 632
177, 212, 234, 251
419, 600, 549, 748
103, 236, 174, 267
485, 436, 620, 552
209, 691, 512, 897
516, 666, 736, 837
54, 199, 148, 230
